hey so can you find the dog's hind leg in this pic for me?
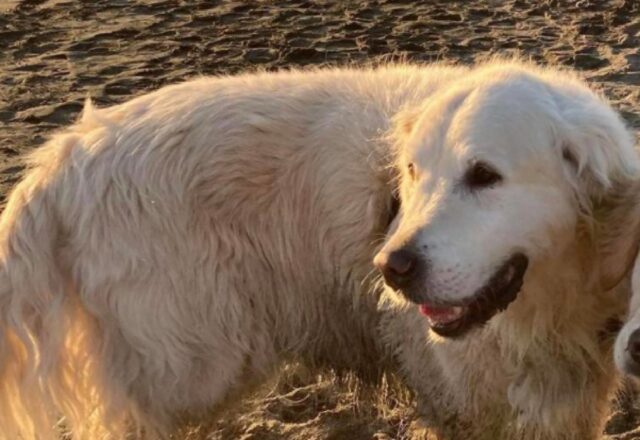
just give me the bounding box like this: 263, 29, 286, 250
0, 138, 124, 440
66, 204, 282, 437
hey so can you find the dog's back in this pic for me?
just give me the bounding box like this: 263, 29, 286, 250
0, 64, 465, 439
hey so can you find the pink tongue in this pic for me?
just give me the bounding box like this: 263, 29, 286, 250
420, 304, 450, 317
419, 304, 462, 323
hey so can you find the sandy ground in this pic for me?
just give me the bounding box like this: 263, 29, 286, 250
1, 0, 640, 438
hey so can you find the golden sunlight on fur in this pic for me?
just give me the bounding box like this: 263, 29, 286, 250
0, 60, 638, 440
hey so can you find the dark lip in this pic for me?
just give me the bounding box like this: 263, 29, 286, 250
425, 253, 529, 338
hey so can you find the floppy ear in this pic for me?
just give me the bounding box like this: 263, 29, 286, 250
557, 93, 640, 290
594, 180, 640, 289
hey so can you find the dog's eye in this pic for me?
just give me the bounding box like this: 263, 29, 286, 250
464, 161, 502, 189
407, 163, 416, 180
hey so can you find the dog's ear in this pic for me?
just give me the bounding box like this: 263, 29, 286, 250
557, 93, 640, 290
593, 181, 640, 290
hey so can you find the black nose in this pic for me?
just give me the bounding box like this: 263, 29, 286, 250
374, 248, 421, 289
628, 329, 640, 365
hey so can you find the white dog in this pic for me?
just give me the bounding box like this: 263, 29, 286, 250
615, 248, 640, 378
0, 60, 637, 440
375, 63, 640, 440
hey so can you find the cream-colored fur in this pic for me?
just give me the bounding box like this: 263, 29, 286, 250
614, 206, 640, 379
0, 61, 636, 439
378, 62, 640, 439
615, 254, 640, 378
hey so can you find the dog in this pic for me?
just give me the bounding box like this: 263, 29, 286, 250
615, 244, 640, 378
0, 60, 637, 440
376, 62, 640, 439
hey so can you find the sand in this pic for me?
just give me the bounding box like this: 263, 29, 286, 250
1, 0, 640, 438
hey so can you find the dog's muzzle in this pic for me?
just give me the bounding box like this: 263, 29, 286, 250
376, 251, 529, 338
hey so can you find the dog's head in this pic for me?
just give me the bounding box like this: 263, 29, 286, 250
375, 62, 640, 338
614, 256, 640, 378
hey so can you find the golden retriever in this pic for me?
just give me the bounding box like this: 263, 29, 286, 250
0, 60, 637, 439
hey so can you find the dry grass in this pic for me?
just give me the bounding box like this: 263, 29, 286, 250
175, 363, 430, 440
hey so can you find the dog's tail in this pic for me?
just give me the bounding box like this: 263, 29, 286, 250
0, 123, 127, 439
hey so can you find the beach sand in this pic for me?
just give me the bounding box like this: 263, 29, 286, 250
1, 0, 640, 438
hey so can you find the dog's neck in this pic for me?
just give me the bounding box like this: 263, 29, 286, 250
428, 243, 625, 433
510, 249, 586, 316
495, 242, 624, 350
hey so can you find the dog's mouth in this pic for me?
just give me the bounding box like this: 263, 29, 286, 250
419, 253, 529, 338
